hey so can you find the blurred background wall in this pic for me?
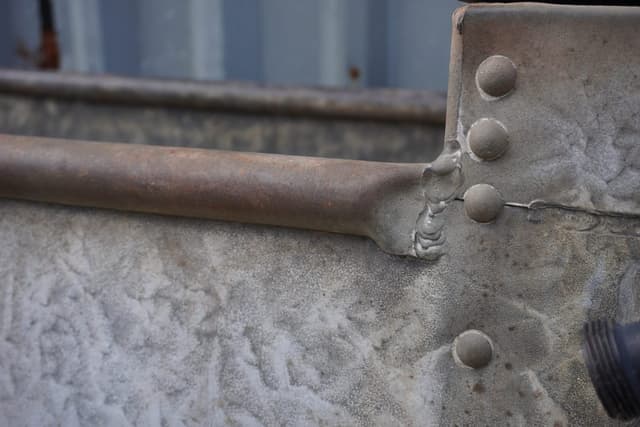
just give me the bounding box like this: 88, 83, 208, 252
0, 0, 457, 91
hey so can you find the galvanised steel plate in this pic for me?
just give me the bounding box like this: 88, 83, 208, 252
447, 3, 640, 216
2, 3, 640, 426
0, 70, 446, 163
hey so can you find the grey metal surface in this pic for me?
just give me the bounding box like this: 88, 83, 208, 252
0, 197, 632, 426
0, 95, 443, 162
446, 3, 640, 216
1, 3, 640, 426
0, 70, 446, 163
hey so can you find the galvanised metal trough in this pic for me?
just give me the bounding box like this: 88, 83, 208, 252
1, 4, 639, 425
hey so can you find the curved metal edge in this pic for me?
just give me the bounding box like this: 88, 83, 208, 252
0, 69, 447, 125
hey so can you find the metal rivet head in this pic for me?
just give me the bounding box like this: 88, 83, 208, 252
464, 184, 503, 223
453, 329, 494, 369
476, 55, 517, 98
468, 118, 509, 161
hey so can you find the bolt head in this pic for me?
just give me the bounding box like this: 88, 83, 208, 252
468, 118, 510, 161
453, 329, 494, 369
464, 184, 503, 223
476, 55, 517, 98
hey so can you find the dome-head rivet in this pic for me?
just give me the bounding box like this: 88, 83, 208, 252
464, 184, 504, 223
453, 329, 494, 369
468, 118, 510, 161
476, 55, 517, 98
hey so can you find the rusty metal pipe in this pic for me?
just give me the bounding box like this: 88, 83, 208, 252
0, 134, 426, 255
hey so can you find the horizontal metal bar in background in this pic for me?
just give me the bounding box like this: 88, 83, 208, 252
0, 134, 427, 256
0, 69, 447, 124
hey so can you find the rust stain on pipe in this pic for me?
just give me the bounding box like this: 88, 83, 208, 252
0, 134, 426, 255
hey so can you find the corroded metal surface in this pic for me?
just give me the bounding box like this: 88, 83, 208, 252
1, 3, 640, 426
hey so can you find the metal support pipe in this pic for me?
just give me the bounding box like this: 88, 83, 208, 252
0, 134, 426, 255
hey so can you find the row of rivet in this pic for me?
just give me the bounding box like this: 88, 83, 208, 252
455, 56, 517, 369
464, 55, 516, 225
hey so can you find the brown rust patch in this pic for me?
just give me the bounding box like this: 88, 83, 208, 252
472, 382, 486, 394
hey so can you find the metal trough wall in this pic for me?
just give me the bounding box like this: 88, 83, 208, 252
0, 69, 447, 163
2, 4, 640, 426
